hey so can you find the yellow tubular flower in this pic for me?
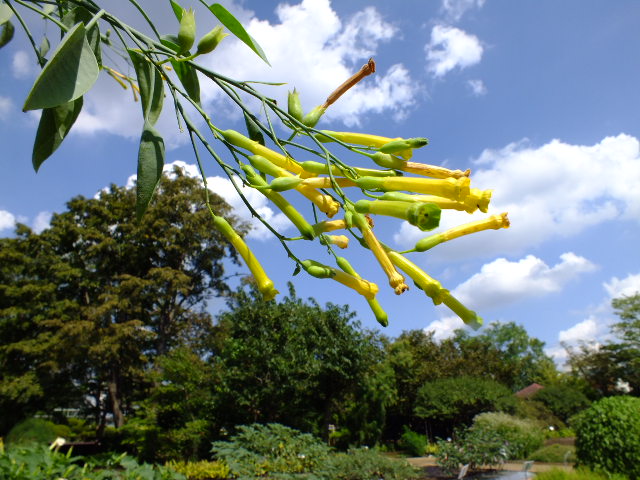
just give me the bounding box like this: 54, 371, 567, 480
222, 130, 303, 174
211, 215, 278, 301
463, 188, 493, 213
336, 256, 388, 327
316, 130, 414, 160
352, 212, 408, 295
403, 162, 470, 179
302, 260, 379, 299
313, 219, 347, 235
325, 235, 349, 249
300, 177, 357, 189
414, 213, 510, 252
355, 176, 471, 202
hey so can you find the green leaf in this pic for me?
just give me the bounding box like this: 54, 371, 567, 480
62, 6, 102, 67
171, 60, 201, 106
169, 0, 184, 21
32, 97, 83, 172
136, 121, 165, 220
0, 4, 13, 25
22, 23, 99, 111
0, 19, 14, 48
160, 34, 181, 52
39, 36, 50, 59
207, 3, 270, 65
244, 112, 264, 145
128, 49, 164, 126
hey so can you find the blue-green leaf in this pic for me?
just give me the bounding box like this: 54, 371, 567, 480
169, 0, 184, 21
0, 19, 14, 48
136, 121, 165, 220
22, 23, 99, 111
0, 4, 13, 25
128, 49, 164, 126
62, 6, 102, 67
160, 34, 181, 52
171, 60, 201, 106
207, 3, 270, 65
39, 36, 50, 59
32, 97, 83, 172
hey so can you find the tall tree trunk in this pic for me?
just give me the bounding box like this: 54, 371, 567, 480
108, 370, 125, 428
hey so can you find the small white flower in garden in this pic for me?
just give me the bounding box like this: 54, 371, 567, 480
49, 437, 66, 450
615, 378, 632, 393
549, 426, 555, 431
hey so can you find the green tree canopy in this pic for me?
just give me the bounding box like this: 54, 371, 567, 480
0, 167, 245, 433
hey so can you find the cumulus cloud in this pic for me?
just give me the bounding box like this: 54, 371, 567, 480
451, 253, 596, 311
558, 317, 600, 344
32, 211, 52, 233
72, 0, 417, 139
441, 0, 486, 22
424, 314, 464, 341
604, 273, 640, 299
12, 50, 34, 78
0, 210, 16, 232
467, 78, 487, 96
425, 25, 483, 78
0, 96, 12, 120
394, 134, 640, 258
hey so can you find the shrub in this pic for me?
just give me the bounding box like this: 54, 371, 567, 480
166, 460, 230, 480
318, 447, 420, 480
470, 412, 544, 459
210, 423, 331, 478
398, 426, 427, 457
5, 418, 70, 447
435, 428, 510, 475
515, 397, 564, 429
533, 385, 591, 423
573, 395, 640, 479
535, 467, 629, 480
529, 444, 576, 463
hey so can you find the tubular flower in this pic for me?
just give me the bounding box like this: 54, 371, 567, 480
242, 165, 316, 240
312, 218, 347, 235
300, 177, 357, 189
354, 200, 441, 231
249, 155, 340, 218
355, 176, 471, 202
352, 211, 408, 295
370, 152, 469, 178
315, 131, 425, 160
211, 214, 278, 301
300, 160, 398, 178
463, 188, 493, 213
414, 212, 510, 252
336, 256, 388, 327
222, 129, 304, 174
301, 260, 379, 299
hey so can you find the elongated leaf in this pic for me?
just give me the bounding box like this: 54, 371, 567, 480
0, 19, 14, 48
39, 36, 50, 59
170, 60, 200, 106
0, 4, 13, 24
169, 0, 183, 21
160, 34, 181, 52
32, 97, 83, 171
128, 49, 164, 125
244, 112, 264, 145
62, 6, 102, 66
23, 23, 99, 111
207, 3, 270, 65
136, 121, 165, 220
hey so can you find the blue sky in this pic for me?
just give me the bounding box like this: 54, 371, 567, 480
1, 0, 639, 366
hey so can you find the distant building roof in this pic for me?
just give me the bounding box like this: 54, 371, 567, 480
515, 383, 544, 398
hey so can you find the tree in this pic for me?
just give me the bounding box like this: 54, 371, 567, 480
210, 285, 394, 445
0, 168, 244, 433
532, 384, 591, 423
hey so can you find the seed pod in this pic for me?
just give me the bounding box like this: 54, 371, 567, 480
177, 8, 196, 54
287, 89, 304, 122
196, 25, 228, 55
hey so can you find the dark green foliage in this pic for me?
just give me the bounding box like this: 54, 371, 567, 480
414, 376, 516, 433
435, 427, 510, 475
533, 385, 591, 423
5, 418, 70, 447
529, 444, 576, 463
470, 412, 544, 459
317, 447, 420, 480
165, 460, 229, 480
573, 395, 640, 479
398, 426, 427, 457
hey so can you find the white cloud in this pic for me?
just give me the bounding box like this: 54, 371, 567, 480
201, 0, 417, 127
451, 253, 596, 311
558, 317, 600, 344
394, 134, 640, 258
32, 211, 52, 233
442, 0, 486, 22
12, 50, 34, 78
0, 210, 16, 231
424, 314, 465, 341
425, 25, 483, 78
467, 78, 487, 96
604, 273, 640, 299
0, 96, 12, 120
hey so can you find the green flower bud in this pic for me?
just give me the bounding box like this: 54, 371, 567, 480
379, 137, 428, 154
177, 8, 196, 54
371, 152, 406, 170
196, 25, 228, 55
302, 259, 334, 278
302, 105, 326, 128
287, 89, 304, 122
268, 176, 303, 192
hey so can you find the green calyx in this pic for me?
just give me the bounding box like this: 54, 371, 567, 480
302, 105, 326, 128
196, 25, 228, 55
414, 235, 442, 252
301, 259, 334, 279
287, 89, 303, 122
406, 202, 441, 231
354, 200, 441, 231
378, 137, 428, 154
177, 8, 196, 54
370, 152, 406, 170
268, 176, 303, 192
